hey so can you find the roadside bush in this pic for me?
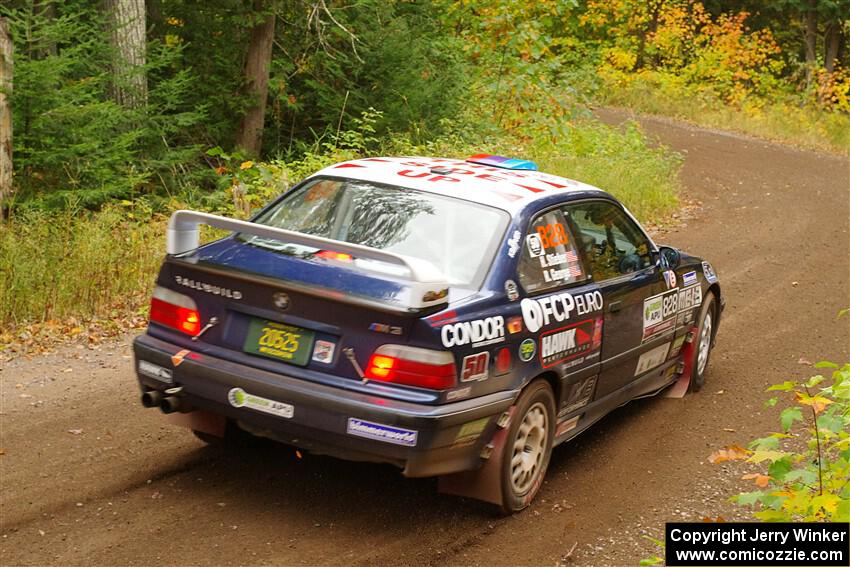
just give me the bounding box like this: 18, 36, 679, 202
709, 356, 850, 521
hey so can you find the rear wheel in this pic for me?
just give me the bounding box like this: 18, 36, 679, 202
500, 380, 555, 513
688, 292, 716, 393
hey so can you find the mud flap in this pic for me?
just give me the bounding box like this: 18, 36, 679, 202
664, 325, 698, 399
166, 410, 227, 437
437, 407, 515, 506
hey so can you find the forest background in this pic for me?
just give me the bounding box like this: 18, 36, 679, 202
0, 0, 847, 349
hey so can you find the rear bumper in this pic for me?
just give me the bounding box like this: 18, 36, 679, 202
133, 333, 516, 477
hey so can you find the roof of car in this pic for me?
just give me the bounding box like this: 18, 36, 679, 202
309, 156, 606, 214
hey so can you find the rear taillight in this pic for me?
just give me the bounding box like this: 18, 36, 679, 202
365, 345, 456, 390
149, 286, 201, 335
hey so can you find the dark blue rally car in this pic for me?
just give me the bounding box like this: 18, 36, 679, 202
133, 154, 724, 512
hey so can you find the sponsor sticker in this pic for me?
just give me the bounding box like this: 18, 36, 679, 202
682, 271, 697, 286
507, 316, 523, 334
663, 269, 677, 289
138, 360, 173, 383
634, 342, 671, 376
346, 418, 417, 447
539, 318, 596, 368
311, 340, 336, 364
555, 416, 580, 437
461, 352, 489, 382
171, 349, 191, 367
677, 284, 703, 313
561, 374, 598, 415
526, 233, 544, 257
702, 261, 718, 283
504, 279, 520, 302
642, 290, 678, 342
519, 338, 536, 362
521, 290, 604, 333
369, 322, 403, 335
228, 387, 294, 418
506, 230, 521, 258
446, 386, 472, 401
456, 417, 489, 440
441, 316, 505, 348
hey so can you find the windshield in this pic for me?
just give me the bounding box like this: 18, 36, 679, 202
250, 177, 510, 288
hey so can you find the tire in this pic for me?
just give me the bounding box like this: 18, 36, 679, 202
500, 380, 556, 514
688, 291, 717, 393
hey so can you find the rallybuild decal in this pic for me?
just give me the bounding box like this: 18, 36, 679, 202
539, 317, 602, 369
441, 316, 505, 348
682, 271, 697, 286
346, 418, 418, 447
228, 388, 294, 419
521, 290, 603, 333
634, 342, 671, 376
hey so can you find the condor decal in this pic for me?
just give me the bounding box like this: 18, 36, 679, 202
521, 290, 603, 333
441, 316, 505, 348
539, 318, 598, 368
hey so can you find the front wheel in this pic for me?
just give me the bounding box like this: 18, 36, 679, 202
500, 380, 556, 513
688, 291, 717, 393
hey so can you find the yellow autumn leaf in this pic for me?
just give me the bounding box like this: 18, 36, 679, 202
742, 473, 771, 487
708, 445, 751, 464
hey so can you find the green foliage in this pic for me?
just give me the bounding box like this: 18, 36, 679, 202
0, 205, 165, 327
3, 0, 209, 209
710, 362, 850, 522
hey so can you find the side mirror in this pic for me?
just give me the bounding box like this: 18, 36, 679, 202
658, 246, 681, 270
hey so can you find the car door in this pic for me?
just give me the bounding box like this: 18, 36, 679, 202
564, 200, 672, 399
516, 205, 604, 418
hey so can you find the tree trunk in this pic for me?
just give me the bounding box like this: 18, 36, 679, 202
824, 22, 840, 74
235, 2, 276, 156
105, 0, 147, 108
632, 1, 662, 72
0, 17, 13, 213
804, 0, 818, 87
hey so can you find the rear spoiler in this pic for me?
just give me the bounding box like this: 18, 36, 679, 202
166, 210, 450, 309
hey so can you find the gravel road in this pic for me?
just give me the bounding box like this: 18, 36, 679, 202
2, 110, 848, 566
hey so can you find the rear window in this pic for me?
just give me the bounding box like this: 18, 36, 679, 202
250, 177, 510, 288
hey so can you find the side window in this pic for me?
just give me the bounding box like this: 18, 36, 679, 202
517, 208, 587, 293
566, 201, 653, 282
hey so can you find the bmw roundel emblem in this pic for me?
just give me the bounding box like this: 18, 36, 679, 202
273, 292, 291, 310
